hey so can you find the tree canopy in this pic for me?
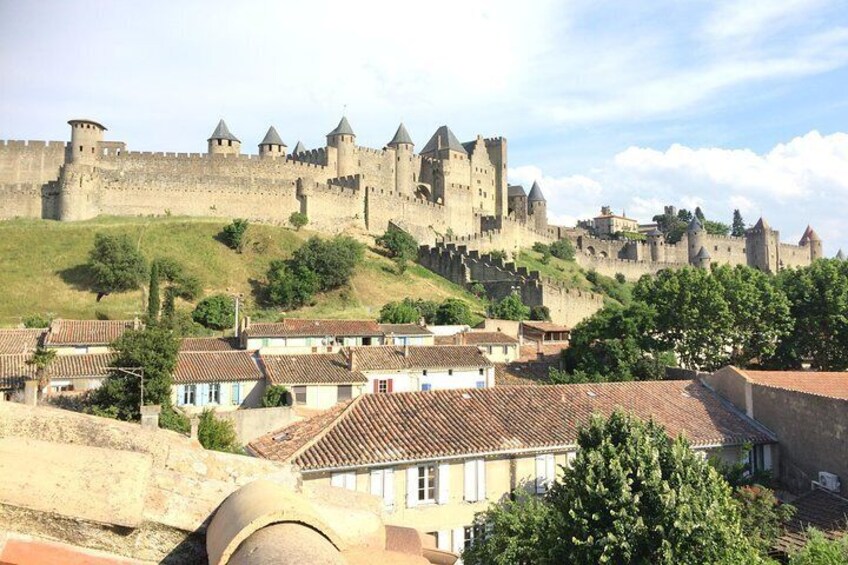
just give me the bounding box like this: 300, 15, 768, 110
221, 219, 249, 252
192, 294, 235, 330
435, 298, 473, 325
489, 292, 530, 321
88, 233, 148, 295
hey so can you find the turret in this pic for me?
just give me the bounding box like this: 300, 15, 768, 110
686, 217, 704, 264
799, 225, 823, 262
693, 246, 711, 270
207, 120, 241, 156
258, 126, 286, 159
67, 119, 106, 166
388, 123, 414, 196
746, 217, 778, 272
291, 141, 306, 157
527, 181, 547, 231
327, 116, 356, 177
836, 249, 846, 261
647, 228, 664, 262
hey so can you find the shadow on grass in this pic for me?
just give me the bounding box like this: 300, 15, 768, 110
56, 264, 97, 293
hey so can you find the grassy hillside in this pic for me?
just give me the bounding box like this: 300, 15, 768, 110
0, 217, 486, 327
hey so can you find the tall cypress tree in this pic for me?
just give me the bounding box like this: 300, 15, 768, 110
732, 209, 746, 237
147, 261, 160, 322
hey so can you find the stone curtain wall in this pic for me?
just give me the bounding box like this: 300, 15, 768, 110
574, 254, 672, 281
0, 182, 60, 220
0, 140, 67, 185
702, 234, 748, 266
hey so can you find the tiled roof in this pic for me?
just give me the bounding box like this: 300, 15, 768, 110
328, 116, 355, 137
741, 369, 848, 400
252, 380, 775, 470
0, 329, 45, 354
494, 363, 547, 386
179, 337, 240, 352
387, 123, 413, 147
245, 319, 382, 338
458, 331, 519, 346
44, 319, 136, 347
208, 119, 240, 143
0, 353, 115, 388
378, 324, 433, 337
261, 353, 366, 385
774, 488, 848, 554
292, 141, 306, 155
351, 346, 492, 372
173, 351, 263, 384
260, 126, 285, 147
249, 402, 352, 464
0, 355, 32, 389
519, 343, 567, 362
522, 321, 570, 333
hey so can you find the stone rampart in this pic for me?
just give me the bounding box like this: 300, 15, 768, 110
365, 187, 453, 240
779, 243, 812, 269
0, 140, 67, 187
298, 179, 365, 233
0, 182, 59, 220
575, 254, 674, 281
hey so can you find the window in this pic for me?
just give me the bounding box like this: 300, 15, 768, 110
421, 383, 432, 391
422, 369, 428, 376
476, 381, 485, 389
464, 459, 486, 502
487, 345, 493, 354
180, 384, 196, 406
479, 368, 484, 375
293, 386, 307, 404
370, 468, 395, 509
208, 383, 220, 404
375, 379, 392, 394
502, 345, 508, 355
417, 464, 437, 503
448, 369, 453, 376
337, 384, 352, 402
330, 471, 356, 491
231, 382, 242, 405
535, 453, 556, 493
463, 525, 485, 550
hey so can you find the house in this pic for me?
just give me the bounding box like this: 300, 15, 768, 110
0, 328, 45, 354
179, 337, 240, 351
521, 321, 570, 345
172, 350, 265, 412
349, 346, 495, 393
703, 366, 848, 498
592, 206, 639, 236
43, 319, 139, 355
249, 380, 775, 556
0, 352, 114, 397
443, 331, 520, 363
260, 352, 367, 410
241, 319, 384, 354
379, 324, 435, 346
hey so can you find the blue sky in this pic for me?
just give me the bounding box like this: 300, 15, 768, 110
1, 0, 847, 252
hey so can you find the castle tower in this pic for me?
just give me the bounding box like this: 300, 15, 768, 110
327, 116, 356, 177
419, 125, 470, 204
67, 119, 106, 166
208, 120, 241, 156
507, 185, 528, 222
485, 137, 509, 217
291, 141, 306, 157
837, 249, 846, 261
258, 126, 287, 159
647, 228, 665, 262
746, 217, 778, 272
693, 246, 711, 270
686, 217, 704, 264
388, 123, 414, 196
527, 181, 547, 231
799, 225, 823, 262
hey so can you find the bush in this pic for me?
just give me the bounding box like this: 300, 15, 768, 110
529, 305, 551, 321
615, 272, 626, 284
266, 261, 318, 309
289, 212, 308, 231
435, 298, 472, 325
290, 236, 364, 292
469, 282, 486, 298
379, 300, 420, 323
221, 219, 249, 252
532, 242, 550, 254
488, 249, 508, 263
262, 384, 290, 407
23, 313, 52, 328
159, 406, 190, 433
550, 239, 575, 261
192, 294, 235, 330
788, 529, 848, 564
376, 226, 418, 260
88, 233, 148, 295
197, 408, 240, 452
490, 292, 531, 321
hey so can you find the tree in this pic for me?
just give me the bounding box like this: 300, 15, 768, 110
88, 326, 179, 421
695, 206, 706, 221
788, 529, 848, 564
529, 305, 551, 322
490, 292, 530, 321
488, 249, 508, 263
88, 233, 148, 295
197, 408, 240, 452
221, 219, 249, 252
23, 313, 52, 328
733, 485, 795, 555
376, 226, 418, 261
162, 289, 176, 322
435, 298, 472, 325
26, 346, 57, 400
192, 294, 235, 330
732, 209, 747, 237
550, 239, 575, 261
379, 300, 420, 324
289, 236, 364, 292
288, 211, 308, 231
704, 220, 731, 236
262, 384, 290, 407
466, 412, 764, 564
147, 261, 160, 322
266, 261, 319, 309
155, 257, 202, 301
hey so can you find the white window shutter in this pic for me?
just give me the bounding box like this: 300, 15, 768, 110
763, 445, 773, 471
344, 471, 356, 491
384, 468, 395, 510
437, 530, 450, 551
406, 467, 418, 508
464, 460, 477, 502
451, 527, 464, 554
535, 454, 546, 493
370, 469, 383, 498
176, 385, 184, 405
331, 472, 344, 488
476, 459, 486, 501
546, 454, 555, 489
437, 463, 450, 504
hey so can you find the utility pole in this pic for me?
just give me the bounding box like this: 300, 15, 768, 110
233, 294, 240, 337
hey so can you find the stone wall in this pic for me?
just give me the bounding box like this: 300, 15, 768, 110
215, 405, 294, 445
0, 140, 66, 185
702, 234, 748, 266
575, 254, 673, 281
298, 179, 365, 233
0, 182, 59, 220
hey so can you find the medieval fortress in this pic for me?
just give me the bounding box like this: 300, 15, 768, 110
0, 117, 823, 325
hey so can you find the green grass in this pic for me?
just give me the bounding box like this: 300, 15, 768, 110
0, 216, 486, 327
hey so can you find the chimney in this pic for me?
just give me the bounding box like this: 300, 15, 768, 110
348, 349, 357, 371
418, 316, 426, 327
403, 344, 409, 357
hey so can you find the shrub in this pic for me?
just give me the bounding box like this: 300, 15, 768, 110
290, 236, 364, 292
192, 294, 235, 330
266, 261, 318, 309
221, 219, 249, 252
289, 212, 308, 231
435, 298, 472, 325
147, 261, 160, 322
529, 305, 551, 321
788, 529, 848, 564
550, 239, 575, 261
262, 384, 290, 407
376, 226, 418, 260
159, 406, 190, 433
379, 300, 420, 323
197, 408, 240, 452
88, 233, 148, 295
490, 292, 531, 321
532, 242, 550, 254
488, 249, 508, 263
615, 272, 626, 284
23, 313, 52, 328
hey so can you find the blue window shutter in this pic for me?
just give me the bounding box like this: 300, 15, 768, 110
176, 385, 184, 406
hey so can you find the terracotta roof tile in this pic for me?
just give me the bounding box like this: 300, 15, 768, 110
458, 332, 519, 346
0, 353, 115, 388
249, 402, 352, 463
0, 329, 45, 354
179, 337, 240, 352
351, 346, 492, 372
741, 370, 848, 400
174, 351, 263, 384
252, 380, 775, 470
774, 488, 848, 554
44, 319, 137, 347
518, 344, 567, 362
261, 353, 367, 385
245, 319, 382, 338
522, 321, 570, 333
494, 363, 548, 386
378, 324, 433, 336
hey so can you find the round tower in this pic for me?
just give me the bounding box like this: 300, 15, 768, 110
327, 116, 356, 177
647, 228, 664, 262
527, 181, 547, 232
686, 217, 704, 265
67, 119, 106, 166
208, 119, 241, 156
388, 123, 414, 196
694, 246, 712, 270
259, 126, 287, 159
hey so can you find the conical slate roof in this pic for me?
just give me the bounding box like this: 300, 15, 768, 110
328, 116, 355, 137
527, 181, 546, 203
687, 217, 703, 232
695, 246, 711, 259
208, 119, 240, 143
800, 225, 821, 243
388, 123, 414, 147
751, 217, 770, 231
292, 141, 306, 155
420, 125, 467, 155
260, 126, 285, 147
837, 249, 846, 261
